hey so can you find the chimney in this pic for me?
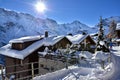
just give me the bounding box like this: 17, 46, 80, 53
82, 32, 87, 35
67, 33, 73, 36
45, 31, 48, 37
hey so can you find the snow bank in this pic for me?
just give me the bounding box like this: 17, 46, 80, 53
33, 66, 93, 80
78, 51, 93, 59
99, 46, 120, 80
93, 51, 109, 61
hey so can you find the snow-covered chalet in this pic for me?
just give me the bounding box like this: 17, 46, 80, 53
0, 33, 72, 79
67, 34, 96, 53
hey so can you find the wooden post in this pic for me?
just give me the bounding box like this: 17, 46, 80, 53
31, 63, 34, 79
101, 60, 105, 69
84, 39, 86, 50
38, 58, 41, 75
1, 66, 4, 80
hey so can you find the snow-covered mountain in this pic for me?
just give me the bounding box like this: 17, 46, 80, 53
0, 8, 93, 47
0, 8, 120, 47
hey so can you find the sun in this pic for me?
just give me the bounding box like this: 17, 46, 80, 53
35, 2, 46, 13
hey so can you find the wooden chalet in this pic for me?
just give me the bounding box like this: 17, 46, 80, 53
0, 34, 72, 79
41, 36, 72, 51
67, 34, 96, 53
116, 23, 120, 38
0, 36, 44, 79
111, 23, 120, 45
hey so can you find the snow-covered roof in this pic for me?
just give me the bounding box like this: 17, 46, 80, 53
9, 35, 42, 43
66, 34, 89, 44
38, 47, 55, 56
38, 52, 48, 56
43, 36, 65, 46
0, 35, 67, 59
99, 41, 105, 46
115, 39, 120, 42
38, 52, 55, 56
0, 40, 44, 59
116, 23, 120, 30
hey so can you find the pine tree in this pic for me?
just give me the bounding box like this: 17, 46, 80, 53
96, 16, 110, 52
96, 16, 105, 51
98, 16, 104, 41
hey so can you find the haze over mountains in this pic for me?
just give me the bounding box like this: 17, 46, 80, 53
0, 8, 120, 47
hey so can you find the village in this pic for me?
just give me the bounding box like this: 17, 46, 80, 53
0, 17, 120, 80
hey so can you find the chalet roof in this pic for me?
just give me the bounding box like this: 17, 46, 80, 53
116, 23, 120, 30
66, 34, 89, 44
113, 38, 120, 42
43, 36, 65, 46
9, 35, 42, 43
0, 35, 67, 59
0, 40, 44, 59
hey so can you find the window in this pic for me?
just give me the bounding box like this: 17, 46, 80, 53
40, 64, 44, 67
44, 67, 49, 71
51, 66, 54, 71
19, 60, 23, 67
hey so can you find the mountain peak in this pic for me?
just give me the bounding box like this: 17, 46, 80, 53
72, 20, 81, 24
0, 8, 94, 47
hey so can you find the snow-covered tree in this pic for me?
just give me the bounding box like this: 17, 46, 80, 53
96, 16, 109, 52
95, 17, 110, 69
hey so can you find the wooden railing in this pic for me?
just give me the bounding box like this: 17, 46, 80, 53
0, 61, 41, 80
0, 60, 70, 80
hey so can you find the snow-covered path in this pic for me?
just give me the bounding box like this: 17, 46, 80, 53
100, 46, 120, 80
34, 67, 93, 80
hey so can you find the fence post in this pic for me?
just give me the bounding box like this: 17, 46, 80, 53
1, 66, 3, 80
31, 63, 34, 79
38, 59, 40, 74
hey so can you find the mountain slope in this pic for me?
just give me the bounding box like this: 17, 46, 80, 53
0, 8, 93, 47
0, 8, 120, 47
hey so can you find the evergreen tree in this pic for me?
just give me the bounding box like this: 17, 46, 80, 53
98, 16, 104, 41
96, 17, 103, 49
96, 16, 107, 52
95, 17, 110, 69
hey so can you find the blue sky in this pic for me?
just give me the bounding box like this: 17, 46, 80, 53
0, 0, 120, 26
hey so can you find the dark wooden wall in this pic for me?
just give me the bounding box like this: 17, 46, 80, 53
116, 30, 120, 38
11, 38, 43, 50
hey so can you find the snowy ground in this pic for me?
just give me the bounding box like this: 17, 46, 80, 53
34, 46, 120, 80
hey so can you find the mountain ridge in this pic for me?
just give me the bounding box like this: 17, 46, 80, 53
0, 8, 120, 47
0, 8, 93, 47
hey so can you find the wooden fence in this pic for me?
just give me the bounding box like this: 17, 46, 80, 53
0, 60, 70, 80
0, 62, 44, 80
